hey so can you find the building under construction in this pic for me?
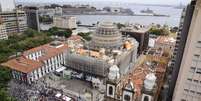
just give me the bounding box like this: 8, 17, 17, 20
65, 22, 139, 78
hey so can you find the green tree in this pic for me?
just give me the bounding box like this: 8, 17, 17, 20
24, 28, 38, 37
116, 23, 125, 29
78, 32, 92, 41
0, 66, 11, 88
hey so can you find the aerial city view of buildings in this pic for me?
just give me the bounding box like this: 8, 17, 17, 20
0, 0, 200, 101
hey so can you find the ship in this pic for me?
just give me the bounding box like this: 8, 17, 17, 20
140, 8, 154, 14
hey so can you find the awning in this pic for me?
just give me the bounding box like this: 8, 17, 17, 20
56, 66, 66, 72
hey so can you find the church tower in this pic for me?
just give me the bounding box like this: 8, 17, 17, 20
141, 73, 157, 101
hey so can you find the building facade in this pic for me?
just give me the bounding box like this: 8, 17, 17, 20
24, 7, 40, 32
53, 16, 77, 29
172, 0, 201, 101
167, 1, 196, 100
0, 10, 28, 35
154, 36, 176, 53
121, 24, 150, 54
3, 41, 68, 84
89, 22, 123, 50
0, 23, 7, 39
0, 0, 15, 12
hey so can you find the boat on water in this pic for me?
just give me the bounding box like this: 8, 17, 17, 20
140, 8, 154, 14
153, 13, 170, 17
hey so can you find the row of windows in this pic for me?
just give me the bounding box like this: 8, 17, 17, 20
183, 88, 201, 96
189, 67, 201, 74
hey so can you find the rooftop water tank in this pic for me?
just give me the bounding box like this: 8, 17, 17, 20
144, 73, 156, 91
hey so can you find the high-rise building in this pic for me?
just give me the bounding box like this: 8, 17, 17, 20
121, 24, 150, 54
0, 0, 15, 12
0, 23, 7, 40
170, 0, 201, 101
0, 0, 27, 36
0, 10, 28, 35
53, 16, 77, 29
24, 7, 40, 32
167, 1, 196, 100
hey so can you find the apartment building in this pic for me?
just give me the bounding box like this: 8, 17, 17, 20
121, 24, 150, 54
167, 1, 197, 100
0, 0, 15, 12
0, 23, 7, 40
0, 10, 28, 35
172, 0, 201, 101
3, 41, 68, 84
53, 16, 77, 29
154, 36, 176, 53
24, 7, 40, 32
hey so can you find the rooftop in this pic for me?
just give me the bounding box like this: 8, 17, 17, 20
116, 55, 169, 99
121, 24, 151, 33
155, 36, 176, 45
2, 56, 43, 73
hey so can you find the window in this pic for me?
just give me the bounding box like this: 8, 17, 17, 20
193, 54, 200, 60
144, 96, 149, 101
196, 68, 201, 74
190, 67, 196, 73
109, 86, 113, 95
184, 89, 189, 92
124, 95, 131, 101
190, 90, 195, 94
187, 78, 192, 81
194, 80, 199, 83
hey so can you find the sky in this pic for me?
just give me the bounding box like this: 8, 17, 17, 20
16, 0, 191, 5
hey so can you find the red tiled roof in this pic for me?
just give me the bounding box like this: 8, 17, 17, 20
3, 42, 68, 73
155, 36, 176, 45
68, 35, 82, 41
2, 57, 43, 73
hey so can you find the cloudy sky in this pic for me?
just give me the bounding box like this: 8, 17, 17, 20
16, 0, 191, 5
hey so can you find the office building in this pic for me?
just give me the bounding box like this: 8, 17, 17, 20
3, 41, 68, 84
170, 0, 201, 101
167, 0, 197, 100
0, 0, 15, 12
53, 16, 77, 29
0, 10, 28, 35
24, 7, 40, 32
0, 18, 7, 40
121, 24, 150, 54
0, 0, 27, 36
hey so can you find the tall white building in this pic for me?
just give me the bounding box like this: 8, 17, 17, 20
53, 16, 77, 29
0, 0, 15, 12
173, 0, 201, 101
0, 23, 7, 40
0, 0, 27, 36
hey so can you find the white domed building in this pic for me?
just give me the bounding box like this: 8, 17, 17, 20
89, 22, 123, 50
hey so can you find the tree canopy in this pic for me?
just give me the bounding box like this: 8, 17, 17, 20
48, 27, 72, 38
0, 28, 53, 100
78, 32, 92, 41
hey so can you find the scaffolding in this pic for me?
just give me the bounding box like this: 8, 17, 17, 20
65, 52, 110, 77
